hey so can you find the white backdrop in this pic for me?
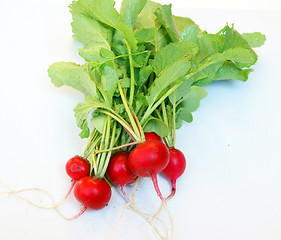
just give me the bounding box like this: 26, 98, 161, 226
0, 0, 280, 240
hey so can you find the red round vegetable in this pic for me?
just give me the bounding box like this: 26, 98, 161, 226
74, 176, 111, 210
162, 147, 186, 199
128, 140, 169, 201
144, 132, 162, 142
106, 152, 137, 186
128, 141, 169, 177
65, 155, 90, 180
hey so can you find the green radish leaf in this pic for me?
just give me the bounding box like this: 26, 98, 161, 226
119, 77, 131, 88
138, 65, 153, 87
242, 32, 266, 48
100, 48, 115, 58
220, 25, 251, 50
210, 47, 257, 65
180, 86, 208, 112
71, 13, 113, 50
70, 9, 113, 62
135, 28, 155, 44
155, 4, 179, 42
134, 0, 161, 29
147, 59, 191, 105
69, 0, 92, 18
98, 63, 118, 103
173, 15, 199, 33
79, 0, 137, 50
191, 62, 225, 86
134, 0, 170, 50
214, 61, 254, 81
74, 97, 109, 138
143, 117, 170, 137
120, 0, 147, 27
180, 25, 200, 42
48, 62, 97, 97
132, 45, 151, 67
79, 47, 106, 62
195, 33, 225, 62
175, 86, 207, 128
177, 108, 193, 123
79, 121, 90, 138
192, 77, 214, 86
114, 103, 125, 115
135, 93, 148, 115
151, 41, 198, 76
91, 113, 106, 133
168, 79, 192, 103
134, 27, 170, 50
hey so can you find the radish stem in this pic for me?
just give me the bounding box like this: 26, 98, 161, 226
96, 141, 139, 154
167, 180, 176, 200
67, 205, 88, 221
151, 174, 166, 204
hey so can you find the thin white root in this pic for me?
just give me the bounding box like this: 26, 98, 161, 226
152, 197, 174, 240
128, 178, 168, 240
108, 178, 169, 240
0, 181, 85, 221
152, 202, 165, 233
162, 200, 174, 240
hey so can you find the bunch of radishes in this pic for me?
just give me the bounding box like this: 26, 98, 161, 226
65, 131, 186, 213
48, 0, 264, 225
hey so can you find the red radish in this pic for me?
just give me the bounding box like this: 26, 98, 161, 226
74, 176, 111, 210
162, 147, 186, 199
65, 155, 90, 180
144, 132, 162, 142
106, 152, 137, 200
128, 140, 169, 201
62, 156, 91, 205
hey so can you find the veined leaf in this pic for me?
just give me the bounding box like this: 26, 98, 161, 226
175, 86, 207, 128
135, 93, 148, 115
79, 0, 137, 49
134, 27, 170, 50
69, 0, 91, 17
132, 45, 151, 67
181, 86, 208, 111
100, 48, 115, 58
74, 97, 109, 138
143, 117, 169, 137
190, 62, 225, 86
180, 25, 200, 42
196, 33, 225, 62
134, 0, 170, 50
220, 25, 251, 50
79, 45, 108, 62
210, 47, 257, 65
98, 63, 118, 103
155, 4, 179, 42
121, 0, 147, 27
91, 113, 107, 133
138, 66, 153, 87
134, 0, 161, 29
242, 32, 266, 48
168, 79, 192, 103
48, 62, 97, 97
151, 41, 198, 76
173, 15, 198, 33
71, 13, 113, 49
214, 61, 253, 81
147, 59, 191, 105
176, 108, 193, 124
135, 28, 155, 44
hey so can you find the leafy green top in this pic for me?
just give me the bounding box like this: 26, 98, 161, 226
48, 0, 265, 176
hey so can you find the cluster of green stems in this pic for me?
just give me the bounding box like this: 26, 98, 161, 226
79, 42, 213, 179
